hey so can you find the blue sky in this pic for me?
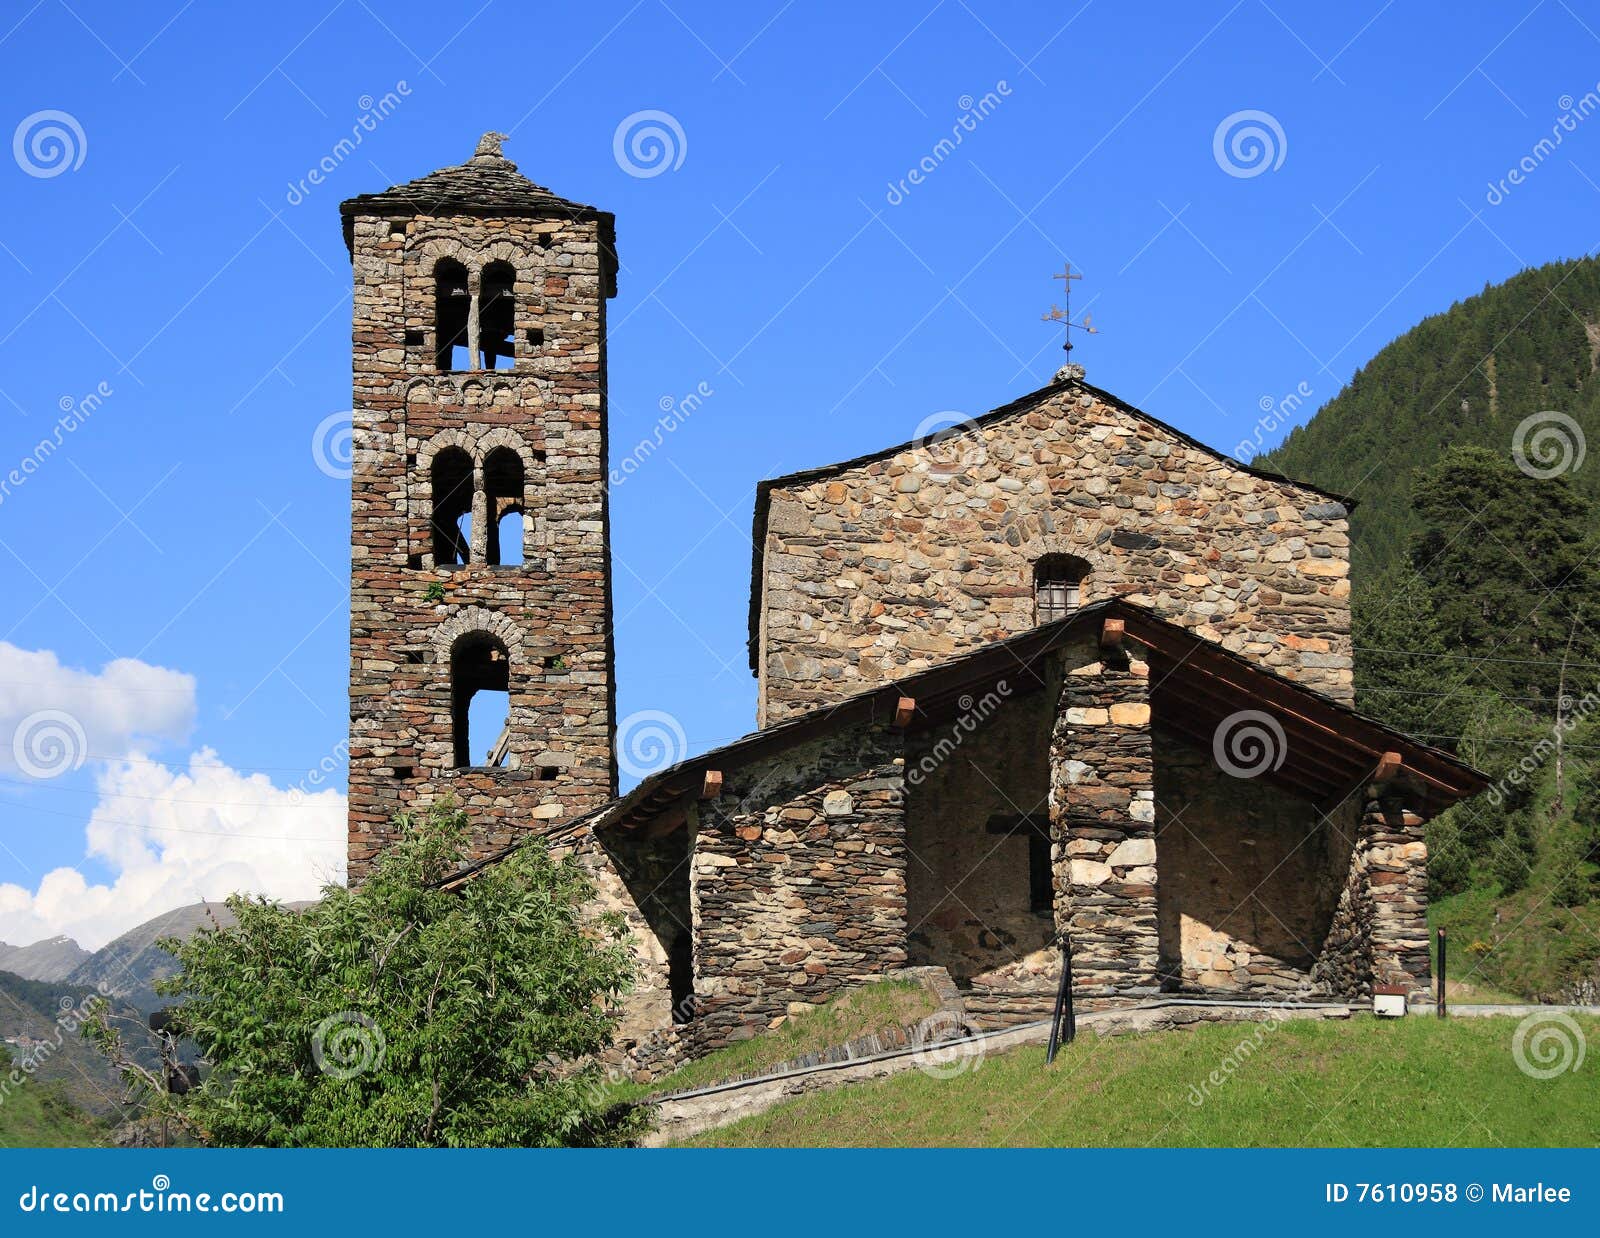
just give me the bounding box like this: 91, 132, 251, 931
1, 0, 1596, 946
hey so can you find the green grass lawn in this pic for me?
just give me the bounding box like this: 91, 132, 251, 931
610, 977, 943, 1105
685, 1013, 1600, 1147
0, 1080, 106, 1148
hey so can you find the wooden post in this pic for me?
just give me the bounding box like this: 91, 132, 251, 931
1436, 927, 1447, 1019
700, 770, 723, 800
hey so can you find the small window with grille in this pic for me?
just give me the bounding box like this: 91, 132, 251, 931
1034, 555, 1089, 625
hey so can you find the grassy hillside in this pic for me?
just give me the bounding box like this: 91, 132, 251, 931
0, 970, 146, 1117
0, 1048, 106, 1148
1258, 256, 1600, 577
611, 977, 944, 1105
685, 1015, 1600, 1148
1254, 258, 1600, 1001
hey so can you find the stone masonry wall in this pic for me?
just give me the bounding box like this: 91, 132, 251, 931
757, 377, 1351, 724
1312, 788, 1430, 1001
1152, 736, 1359, 996
347, 209, 614, 879
528, 822, 691, 1081
689, 724, 908, 1052
1050, 649, 1159, 1001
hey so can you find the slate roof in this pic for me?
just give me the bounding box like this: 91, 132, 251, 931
746, 374, 1357, 671
338, 133, 614, 257
438, 598, 1486, 890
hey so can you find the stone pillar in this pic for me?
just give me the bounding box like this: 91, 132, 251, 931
469, 464, 488, 565
1311, 781, 1431, 1002
1364, 786, 1431, 999
1049, 652, 1158, 1001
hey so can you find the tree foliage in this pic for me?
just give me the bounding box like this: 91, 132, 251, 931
1258, 256, 1600, 579
92, 801, 637, 1147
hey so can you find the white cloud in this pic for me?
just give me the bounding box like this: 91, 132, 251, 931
0, 642, 195, 777
0, 748, 346, 951
0, 644, 345, 951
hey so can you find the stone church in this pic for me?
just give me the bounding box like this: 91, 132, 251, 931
340, 137, 1485, 1069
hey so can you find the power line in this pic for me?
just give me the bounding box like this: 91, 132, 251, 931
1356, 647, 1600, 670
2, 797, 343, 843
0, 775, 341, 810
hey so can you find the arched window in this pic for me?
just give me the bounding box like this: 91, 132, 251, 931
479, 260, 516, 371
450, 631, 510, 769
482, 446, 525, 566
430, 446, 474, 566
433, 258, 471, 372
1034, 554, 1090, 624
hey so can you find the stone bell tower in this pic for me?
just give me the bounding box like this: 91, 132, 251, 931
340, 133, 618, 880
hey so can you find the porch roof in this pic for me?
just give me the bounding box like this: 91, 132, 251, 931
440, 600, 1486, 888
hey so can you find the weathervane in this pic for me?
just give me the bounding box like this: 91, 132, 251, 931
1041, 262, 1098, 372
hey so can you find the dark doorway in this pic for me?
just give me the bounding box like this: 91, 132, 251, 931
668, 932, 694, 1024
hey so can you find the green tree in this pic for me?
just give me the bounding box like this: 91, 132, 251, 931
91, 801, 637, 1147
1407, 446, 1600, 713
